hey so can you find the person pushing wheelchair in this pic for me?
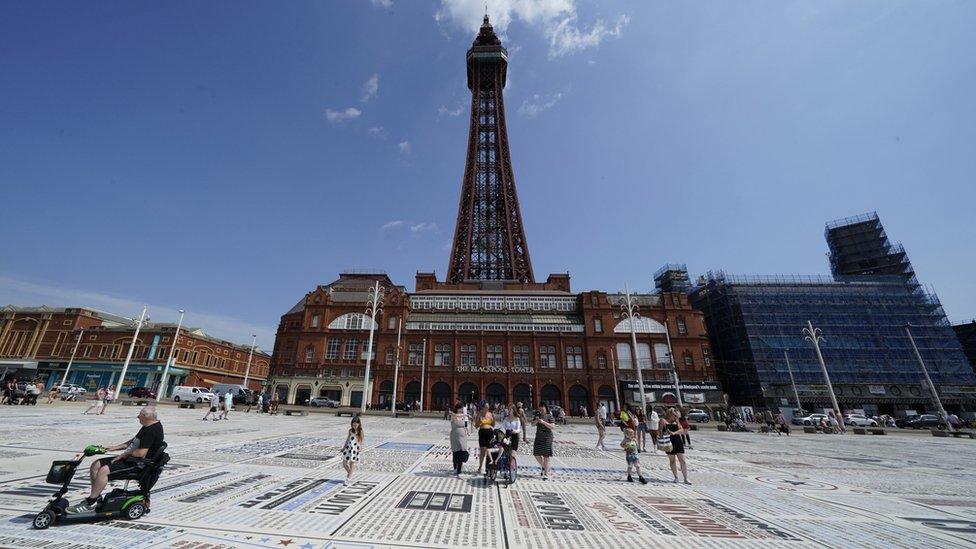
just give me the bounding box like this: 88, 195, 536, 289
66, 406, 165, 514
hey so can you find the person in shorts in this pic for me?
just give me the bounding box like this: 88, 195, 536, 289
621, 428, 648, 484
67, 406, 164, 514
203, 392, 219, 421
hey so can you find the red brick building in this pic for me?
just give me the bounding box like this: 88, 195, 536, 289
0, 306, 270, 395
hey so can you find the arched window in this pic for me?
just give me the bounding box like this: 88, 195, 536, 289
613, 317, 666, 334
328, 313, 378, 330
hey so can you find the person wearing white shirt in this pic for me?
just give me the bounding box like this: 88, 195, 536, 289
220, 390, 233, 420
501, 405, 522, 452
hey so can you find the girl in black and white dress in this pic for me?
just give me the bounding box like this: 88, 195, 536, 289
663, 408, 690, 485
341, 416, 365, 485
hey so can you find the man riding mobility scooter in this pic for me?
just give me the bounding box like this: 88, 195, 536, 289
32, 442, 170, 529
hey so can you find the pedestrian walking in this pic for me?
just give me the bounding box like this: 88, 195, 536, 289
663, 408, 691, 484
516, 403, 530, 445
449, 404, 470, 475
341, 416, 364, 484
635, 407, 648, 452
532, 403, 555, 480
221, 390, 232, 420
594, 407, 607, 450
47, 386, 59, 404
99, 384, 115, 414
621, 428, 648, 484
83, 387, 106, 415
203, 392, 219, 421
679, 413, 692, 449
649, 409, 660, 452
476, 404, 495, 475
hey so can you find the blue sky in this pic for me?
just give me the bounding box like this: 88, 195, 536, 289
2, 1, 975, 348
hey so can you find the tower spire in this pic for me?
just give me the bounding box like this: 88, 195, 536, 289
446, 18, 534, 284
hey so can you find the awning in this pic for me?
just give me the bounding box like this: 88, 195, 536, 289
0, 360, 38, 370
200, 378, 222, 385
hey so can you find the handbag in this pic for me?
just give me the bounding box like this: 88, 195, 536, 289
656, 439, 673, 453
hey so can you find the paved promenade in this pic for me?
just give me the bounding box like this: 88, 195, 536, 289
0, 402, 974, 548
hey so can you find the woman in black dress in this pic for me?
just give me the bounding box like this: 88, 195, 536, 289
532, 403, 556, 480
664, 408, 690, 484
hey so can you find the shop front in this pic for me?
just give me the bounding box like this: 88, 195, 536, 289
38, 361, 189, 396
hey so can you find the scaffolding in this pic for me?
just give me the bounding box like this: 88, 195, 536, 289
654, 264, 691, 294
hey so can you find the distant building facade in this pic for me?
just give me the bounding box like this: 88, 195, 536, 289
690, 213, 976, 414
0, 306, 270, 395
953, 320, 976, 374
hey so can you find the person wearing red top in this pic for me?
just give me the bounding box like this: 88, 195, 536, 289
678, 413, 692, 449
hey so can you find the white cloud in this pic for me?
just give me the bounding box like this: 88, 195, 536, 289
410, 222, 439, 233
371, 0, 393, 9
367, 126, 388, 139
361, 73, 379, 103
438, 104, 464, 117
518, 92, 563, 117
398, 141, 412, 155
435, 0, 628, 58
0, 274, 275, 350
325, 107, 362, 124
379, 220, 404, 231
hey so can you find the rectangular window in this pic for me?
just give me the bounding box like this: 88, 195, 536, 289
654, 343, 671, 368
486, 344, 503, 367
326, 338, 340, 359
388, 316, 397, 330
702, 346, 711, 368
565, 346, 584, 369
385, 349, 394, 365
683, 354, 694, 367
461, 344, 477, 366
434, 344, 452, 366
513, 345, 529, 367
636, 343, 651, 370
311, 315, 319, 328
408, 343, 424, 366
343, 339, 359, 360
615, 343, 632, 369
539, 345, 557, 368
593, 318, 603, 333
677, 318, 687, 335
305, 348, 314, 363
597, 352, 607, 369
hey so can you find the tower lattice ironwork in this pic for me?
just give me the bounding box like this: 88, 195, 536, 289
447, 15, 534, 284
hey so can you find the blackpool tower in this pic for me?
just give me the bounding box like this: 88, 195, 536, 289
446, 15, 535, 284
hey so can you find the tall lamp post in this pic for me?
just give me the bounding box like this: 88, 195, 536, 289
242, 333, 257, 390
360, 281, 384, 414
608, 345, 621, 413
620, 284, 648, 410
904, 323, 950, 429
802, 320, 841, 419
61, 329, 85, 387
662, 320, 684, 408
156, 309, 184, 402
391, 317, 402, 417
783, 349, 802, 411
419, 338, 427, 412
115, 306, 149, 401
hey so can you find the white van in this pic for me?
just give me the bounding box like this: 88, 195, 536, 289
172, 386, 216, 403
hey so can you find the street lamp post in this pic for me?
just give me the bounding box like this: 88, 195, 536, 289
783, 349, 802, 411
360, 281, 384, 414
663, 320, 684, 408
115, 306, 148, 401
802, 320, 841, 420
620, 284, 648, 410
419, 338, 427, 412
391, 317, 402, 417
904, 323, 950, 429
61, 329, 85, 387
156, 309, 184, 403
608, 345, 621, 413
242, 333, 257, 389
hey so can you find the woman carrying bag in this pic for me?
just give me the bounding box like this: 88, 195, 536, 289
449, 403, 470, 475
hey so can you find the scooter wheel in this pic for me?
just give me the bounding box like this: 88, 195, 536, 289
33, 510, 55, 530
124, 502, 146, 520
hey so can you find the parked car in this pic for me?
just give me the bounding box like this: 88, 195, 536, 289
172, 386, 216, 403
309, 396, 340, 408
127, 387, 156, 399
844, 414, 878, 427
798, 413, 829, 426
903, 414, 944, 429
687, 409, 710, 423
57, 384, 87, 395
